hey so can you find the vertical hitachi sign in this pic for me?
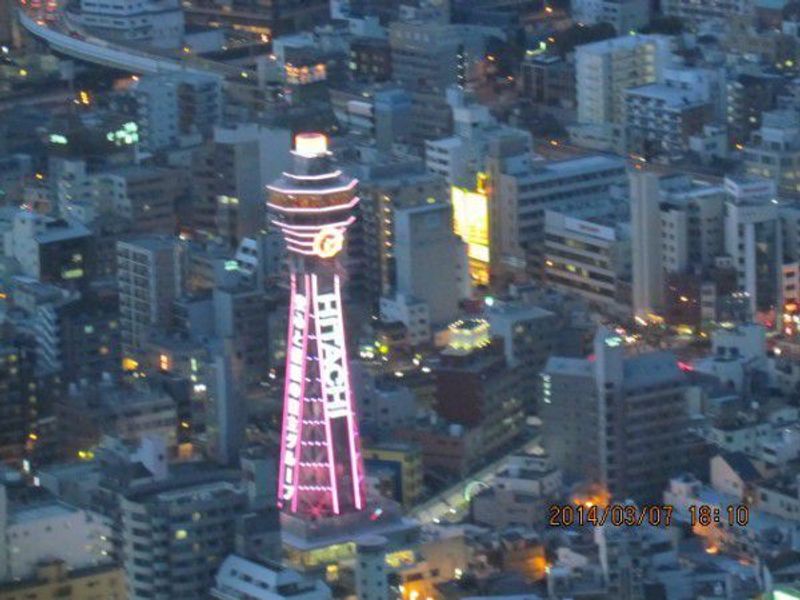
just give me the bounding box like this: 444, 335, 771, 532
281, 290, 308, 502
315, 283, 350, 419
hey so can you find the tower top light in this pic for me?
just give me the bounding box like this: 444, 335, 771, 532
295, 133, 328, 158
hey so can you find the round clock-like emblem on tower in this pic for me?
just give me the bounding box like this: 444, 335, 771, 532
312, 227, 345, 258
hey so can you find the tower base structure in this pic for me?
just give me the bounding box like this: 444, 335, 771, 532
280, 497, 419, 573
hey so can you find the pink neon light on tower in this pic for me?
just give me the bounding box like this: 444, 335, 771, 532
270, 133, 366, 519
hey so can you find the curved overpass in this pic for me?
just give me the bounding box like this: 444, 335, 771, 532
18, 9, 238, 78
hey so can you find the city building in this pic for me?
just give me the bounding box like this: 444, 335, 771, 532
58, 379, 178, 457
426, 87, 533, 188
471, 450, 562, 529
2, 210, 92, 290
211, 555, 332, 600
744, 110, 800, 197
183, 0, 328, 37
349, 36, 392, 83
0, 561, 123, 600
629, 170, 762, 324
572, 34, 674, 150
519, 54, 576, 111
571, 0, 651, 33
625, 81, 712, 159
541, 327, 693, 501
86, 165, 182, 236
543, 207, 632, 313
363, 442, 422, 507
132, 72, 223, 153
0, 487, 114, 581
485, 299, 561, 373
723, 177, 782, 318
191, 125, 292, 244
385, 201, 469, 327
76, 0, 185, 48
355, 536, 389, 600
486, 150, 627, 282
119, 466, 248, 599
389, 18, 495, 146
435, 319, 527, 457
345, 148, 444, 305
0, 340, 39, 467
116, 236, 182, 358
663, 0, 754, 23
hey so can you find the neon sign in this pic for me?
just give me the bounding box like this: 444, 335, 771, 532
279, 278, 309, 504
312, 227, 345, 258
314, 277, 350, 418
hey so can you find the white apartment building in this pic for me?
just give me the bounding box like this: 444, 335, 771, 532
573, 34, 674, 150
212, 555, 331, 600
0, 487, 113, 582
116, 236, 181, 357
76, 0, 184, 48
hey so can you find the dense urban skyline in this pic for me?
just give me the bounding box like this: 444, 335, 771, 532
1, 0, 800, 599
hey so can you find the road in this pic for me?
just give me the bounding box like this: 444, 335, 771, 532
409, 432, 542, 524
19, 0, 255, 83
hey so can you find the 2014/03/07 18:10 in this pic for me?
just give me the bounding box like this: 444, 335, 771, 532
689, 504, 750, 527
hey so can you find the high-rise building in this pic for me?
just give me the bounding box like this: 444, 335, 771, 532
355, 536, 389, 600
268, 133, 366, 519
572, 35, 674, 150
389, 19, 492, 146
486, 150, 627, 282
132, 72, 223, 153
723, 177, 782, 317
190, 125, 292, 244
116, 236, 181, 359
743, 110, 800, 197
86, 166, 182, 236
387, 201, 469, 327
541, 328, 693, 501
0, 341, 38, 467
120, 466, 248, 600
426, 87, 533, 188
631, 170, 722, 320
346, 149, 445, 306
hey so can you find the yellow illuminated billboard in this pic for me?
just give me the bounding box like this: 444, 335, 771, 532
451, 182, 490, 286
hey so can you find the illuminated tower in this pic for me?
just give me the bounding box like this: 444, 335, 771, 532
269, 133, 366, 519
